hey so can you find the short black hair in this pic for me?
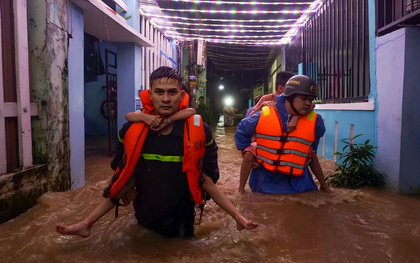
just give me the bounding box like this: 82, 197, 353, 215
276, 71, 295, 89
199, 96, 204, 100
150, 66, 185, 89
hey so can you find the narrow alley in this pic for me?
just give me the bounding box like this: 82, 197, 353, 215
1, 118, 420, 262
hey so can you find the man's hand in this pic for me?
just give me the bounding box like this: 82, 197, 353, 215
121, 188, 137, 206
260, 100, 277, 110
251, 160, 259, 169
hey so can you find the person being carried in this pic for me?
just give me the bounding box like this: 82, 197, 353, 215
57, 66, 258, 238
235, 75, 333, 194
239, 71, 295, 193
245, 95, 262, 119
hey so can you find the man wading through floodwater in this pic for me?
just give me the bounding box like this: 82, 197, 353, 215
57, 66, 258, 238
235, 75, 333, 194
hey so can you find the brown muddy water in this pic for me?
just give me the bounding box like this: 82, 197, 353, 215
1, 119, 420, 263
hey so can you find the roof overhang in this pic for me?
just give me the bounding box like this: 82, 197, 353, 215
71, 0, 153, 48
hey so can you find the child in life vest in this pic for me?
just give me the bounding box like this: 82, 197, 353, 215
56, 105, 258, 238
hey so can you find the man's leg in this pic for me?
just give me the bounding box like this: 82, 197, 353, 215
56, 198, 115, 238
56, 176, 136, 238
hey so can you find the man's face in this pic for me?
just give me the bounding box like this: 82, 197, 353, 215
286, 94, 314, 115
149, 78, 184, 117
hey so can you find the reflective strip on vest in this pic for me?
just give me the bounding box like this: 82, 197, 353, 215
141, 153, 184, 162
256, 144, 309, 157
118, 133, 124, 144
205, 138, 213, 147
256, 155, 312, 169
256, 134, 313, 146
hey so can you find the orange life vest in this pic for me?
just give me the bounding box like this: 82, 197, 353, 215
103, 90, 206, 207
255, 106, 317, 177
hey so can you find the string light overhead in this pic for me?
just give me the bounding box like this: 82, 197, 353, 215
139, 0, 324, 46
157, 26, 289, 34
159, 20, 300, 29
146, 14, 297, 23
166, 31, 295, 40
163, 0, 313, 6
159, 8, 315, 14
176, 38, 290, 46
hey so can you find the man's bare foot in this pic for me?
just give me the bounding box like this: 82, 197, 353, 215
235, 215, 258, 230
56, 221, 91, 238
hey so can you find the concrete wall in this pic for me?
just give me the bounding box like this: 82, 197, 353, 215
115, 0, 142, 130
68, 3, 85, 189
400, 28, 420, 193
317, 110, 376, 162
376, 27, 420, 193
27, 0, 70, 190
117, 43, 142, 130
123, 0, 140, 32
1, 0, 71, 223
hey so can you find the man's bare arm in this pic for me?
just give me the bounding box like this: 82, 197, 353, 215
249, 93, 276, 116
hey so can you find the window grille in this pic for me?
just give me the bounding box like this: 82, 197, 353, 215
302, 0, 370, 103
376, 0, 420, 36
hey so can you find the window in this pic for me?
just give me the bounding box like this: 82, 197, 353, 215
376, 0, 420, 36
0, 0, 34, 174
302, 0, 370, 103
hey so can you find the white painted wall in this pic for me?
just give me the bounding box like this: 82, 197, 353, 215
68, 3, 85, 189
376, 28, 420, 193
375, 29, 405, 192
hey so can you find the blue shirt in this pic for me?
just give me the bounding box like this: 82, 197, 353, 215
234, 95, 326, 194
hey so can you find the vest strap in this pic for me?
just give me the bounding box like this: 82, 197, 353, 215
257, 154, 308, 169
256, 133, 313, 146
256, 144, 309, 157
257, 134, 288, 142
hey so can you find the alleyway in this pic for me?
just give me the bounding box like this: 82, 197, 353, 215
1, 118, 420, 262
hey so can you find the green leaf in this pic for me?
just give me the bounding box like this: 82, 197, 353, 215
353, 134, 363, 140
327, 134, 383, 189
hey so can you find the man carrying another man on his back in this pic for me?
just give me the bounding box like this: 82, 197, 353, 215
235, 75, 332, 194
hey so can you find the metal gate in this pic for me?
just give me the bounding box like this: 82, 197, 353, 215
105, 49, 117, 157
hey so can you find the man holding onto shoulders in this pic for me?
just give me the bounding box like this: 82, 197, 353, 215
235, 75, 333, 194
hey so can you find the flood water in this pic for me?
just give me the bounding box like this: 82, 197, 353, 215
1, 118, 420, 263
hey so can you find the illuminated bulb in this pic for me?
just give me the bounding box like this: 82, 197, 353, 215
224, 97, 233, 106
160, 8, 313, 14
163, 0, 313, 5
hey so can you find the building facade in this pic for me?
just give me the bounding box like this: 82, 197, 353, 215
0, 0, 179, 224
